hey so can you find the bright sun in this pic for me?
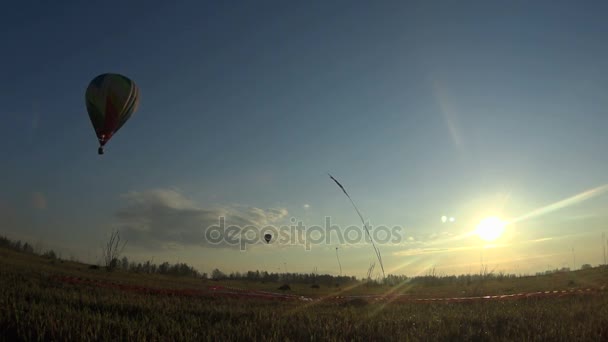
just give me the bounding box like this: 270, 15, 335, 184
475, 216, 506, 241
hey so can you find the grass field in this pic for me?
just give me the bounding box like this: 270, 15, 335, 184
2, 247, 608, 341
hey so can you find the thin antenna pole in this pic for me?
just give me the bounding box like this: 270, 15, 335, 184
572, 247, 575, 270
602, 233, 606, 266
336, 247, 343, 276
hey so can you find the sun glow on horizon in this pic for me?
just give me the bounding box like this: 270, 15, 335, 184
475, 216, 506, 242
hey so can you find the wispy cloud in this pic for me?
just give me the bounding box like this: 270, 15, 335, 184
115, 189, 289, 250
431, 78, 465, 153
509, 183, 608, 224
392, 245, 479, 257
391, 236, 558, 257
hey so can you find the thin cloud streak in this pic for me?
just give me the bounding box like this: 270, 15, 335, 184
392, 236, 558, 257
509, 183, 608, 225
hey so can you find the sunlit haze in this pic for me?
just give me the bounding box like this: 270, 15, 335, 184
2, 1, 608, 278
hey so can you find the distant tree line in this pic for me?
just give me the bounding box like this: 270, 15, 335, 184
116, 256, 202, 278
534, 264, 592, 276
209, 268, 360, 285
0, 235, 201, 277
0, 235, 59, 259
1, 234, 605, 285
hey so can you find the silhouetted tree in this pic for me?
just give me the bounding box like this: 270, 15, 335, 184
102, 230, 127, 271
43, 250, 57, 259
121, 256, 129, 270
212, 268, 226, 280
22, 242, 34, 253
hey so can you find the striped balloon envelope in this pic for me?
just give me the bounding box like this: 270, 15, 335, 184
85, 73, 140, 155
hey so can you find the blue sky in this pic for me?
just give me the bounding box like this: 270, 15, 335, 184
2, 1, 608, 277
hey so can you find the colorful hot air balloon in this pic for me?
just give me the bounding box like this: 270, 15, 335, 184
85, 73, 140, 155
264, 233, 272, 244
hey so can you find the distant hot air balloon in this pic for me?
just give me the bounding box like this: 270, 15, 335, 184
85, 73, 140, 155
264, 233, 272, 244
